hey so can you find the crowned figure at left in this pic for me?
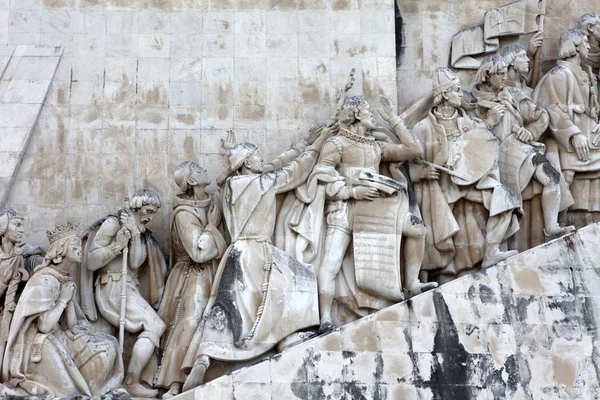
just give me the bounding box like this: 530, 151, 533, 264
1, 222, 125, 398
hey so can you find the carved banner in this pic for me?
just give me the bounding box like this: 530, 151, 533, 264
451, 0, 546, 69
352, 193, 407, 302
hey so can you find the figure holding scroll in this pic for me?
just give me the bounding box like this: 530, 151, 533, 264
315, 94, 436, 335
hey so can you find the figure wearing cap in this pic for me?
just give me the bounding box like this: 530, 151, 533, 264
1, 222, 124, 398
410, 67, 522, 280
473, 54, 575, 243
181, 127, 336, 391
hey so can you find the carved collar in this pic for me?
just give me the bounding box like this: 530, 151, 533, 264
339, 128, 376, 144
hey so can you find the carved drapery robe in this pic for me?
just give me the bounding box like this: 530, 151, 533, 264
1, 266, 123, 397
410, 109, 521, 274
533, 60, 600, 214
152, 195, 227, 388
182, 151, 320, 365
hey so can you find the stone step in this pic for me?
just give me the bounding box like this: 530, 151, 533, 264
176, 223, 600, 399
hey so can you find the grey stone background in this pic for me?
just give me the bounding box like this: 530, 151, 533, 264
2, 0, 396, 248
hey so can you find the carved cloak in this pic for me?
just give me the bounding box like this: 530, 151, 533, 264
182, 152, 320, 365
1, 267, 123, 397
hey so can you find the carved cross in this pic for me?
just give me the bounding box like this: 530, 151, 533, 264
489, 8, 522, 34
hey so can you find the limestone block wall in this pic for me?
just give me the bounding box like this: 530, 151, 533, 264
183, 223, 600, 399
2, 0, 397, 247
0, 44, 62, 206
395, 0, 596, 105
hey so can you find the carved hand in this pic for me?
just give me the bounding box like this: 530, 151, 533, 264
377, 94, 397, 124
352, 186, 380, 201
120, 211, 138, 235
116, 227, 131, 250
221, 130, 237, 153
420, 166, 440, 180
208, 205, 222, 227
58, 282, 76, 304
516, 127, 534, 144
487, 103, 506, 127
304, 124, 325, 145
572, 134, 590, 161
527, 31, 544, 57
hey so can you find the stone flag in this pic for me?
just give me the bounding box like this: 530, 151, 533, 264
451, 0, 546, 69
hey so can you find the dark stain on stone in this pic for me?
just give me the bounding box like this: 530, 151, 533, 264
394, 1, 404, 68
342, 350, 355, 359
425, 291, 470, 398
374, 351, 384, 382
343, 382, 368, 400
486, 354, 520, 395
204, 246, 244, 343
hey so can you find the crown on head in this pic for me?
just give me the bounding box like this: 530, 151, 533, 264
46, 222, 81, 244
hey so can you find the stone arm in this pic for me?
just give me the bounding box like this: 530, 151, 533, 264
380, 116, 423, 162
520, 99, 549, 141
272, 149, 320, 195
86, 217, 124, 271
317, 138, 352, 200
175, 212, 227, 264
264, 148, 302, 173
37, 299, 68, 334
127, 231, 147, 271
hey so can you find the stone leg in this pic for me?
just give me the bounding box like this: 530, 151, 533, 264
533, 160, 575, 237
124, 337, 159, 398
182, 355, 210, 392
317, 227, 351, 333
482, 211, 518, 267
402, 213, 438, 296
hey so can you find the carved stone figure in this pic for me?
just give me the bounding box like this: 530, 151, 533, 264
1, 223, 124, 398
0, 209, 29, 371
315, 94, 436, 334
410, 68, 522, 279
533, 29, 600, 226
580, 13, 600, 73
181, 129, 336, 391
473, 54, 574, 242
152, 162, 227, 399
80, 189, 167, 398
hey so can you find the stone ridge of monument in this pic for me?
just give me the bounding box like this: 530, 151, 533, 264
180, 223, 600, 399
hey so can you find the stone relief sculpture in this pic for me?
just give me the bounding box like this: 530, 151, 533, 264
580, 13, 600, 73
0, 209, 29, 371
6, 4, 600, 397
409, 68, 522, 280
533, 29, 600, 227
80, 189, 167, 398
181, 128, 336, 391
451, 0, 546, 69
473, 54, 575, 243
315, 94, 437, 334
151, 162, 227, 400
1, 223, 124, 398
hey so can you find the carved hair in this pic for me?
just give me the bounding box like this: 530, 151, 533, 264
339, 96, 369, 125
500, 44, 527, 67
559, 29, 588, 59
475, 54, 508, 83
174, 161, 208, 192
579, 13, 600, 33
0, 208, 23, 237
129, 189, 162, 211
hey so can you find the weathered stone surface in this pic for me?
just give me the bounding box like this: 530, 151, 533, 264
184, 223, 600, 399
